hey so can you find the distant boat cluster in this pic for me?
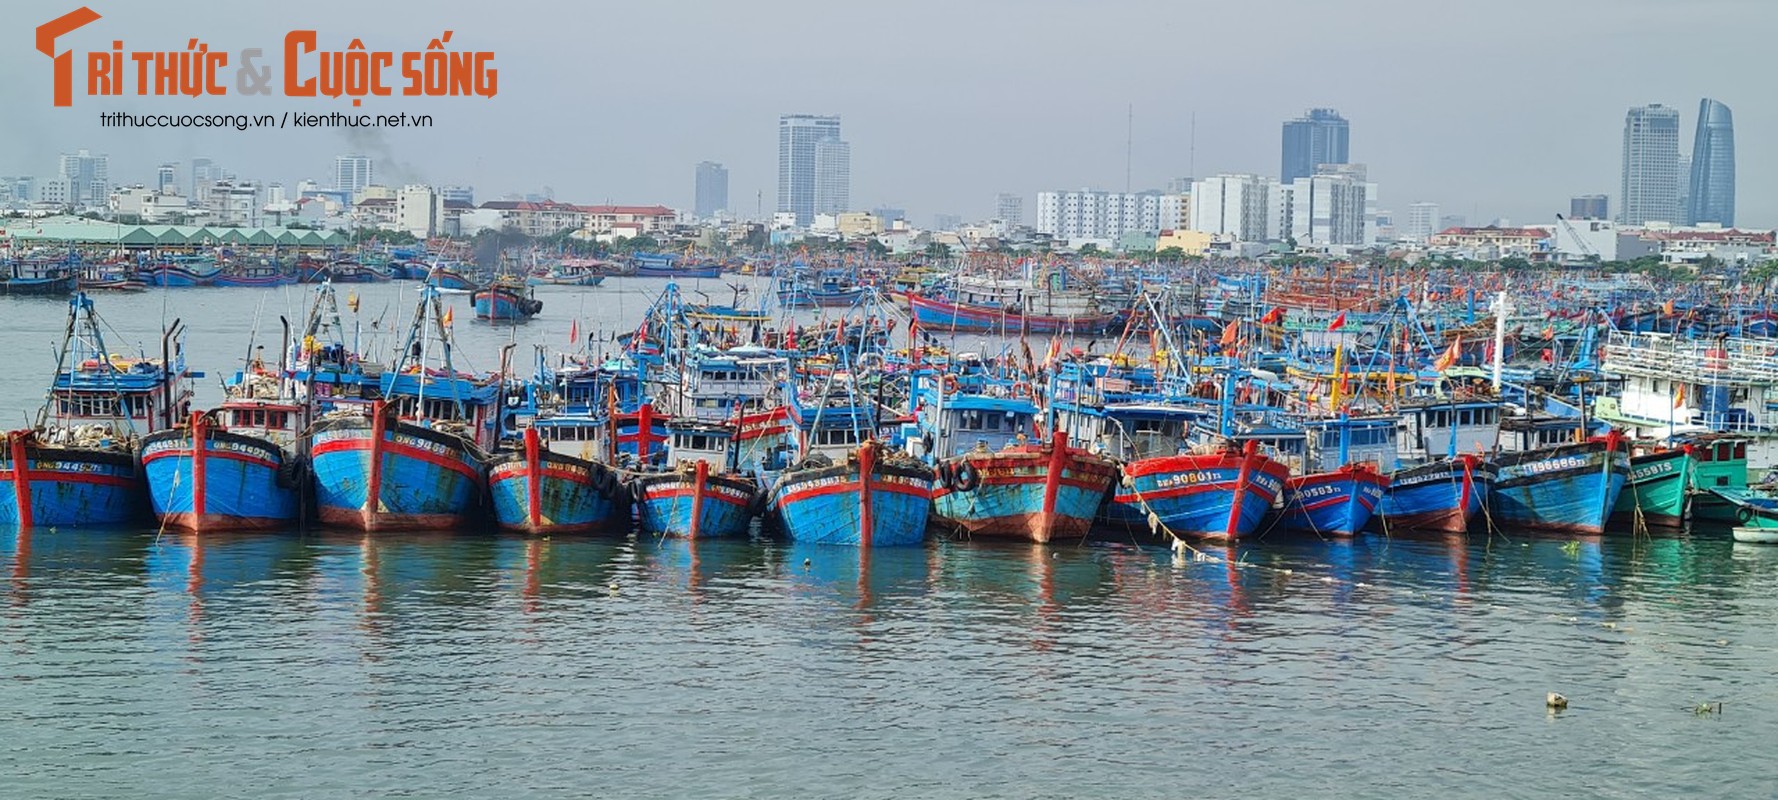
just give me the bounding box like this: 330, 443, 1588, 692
5, 252, 1778, 548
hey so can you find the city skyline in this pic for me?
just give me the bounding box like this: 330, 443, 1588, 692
1, 1, 1774, 226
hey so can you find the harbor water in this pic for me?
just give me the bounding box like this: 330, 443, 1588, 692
2, 284, 1776, 797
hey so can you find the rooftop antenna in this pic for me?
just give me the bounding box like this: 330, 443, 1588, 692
1189, 111, 1197, 180
1124, 103, 1134, 193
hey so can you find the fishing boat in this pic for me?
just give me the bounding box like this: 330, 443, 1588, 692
770, 369, 933, 546
906, 271, 1123, 335
1688, 437, 1750, 522
634, 252, 720, 279
213, 262, 293, 287
0, 260, 78, 295
472, 276, 544, 321
138, 258, 220, 287
1, 294, 193, 527
776, 271, 865, 308
915, 361, 1117, 544
1375, 398, 1503, 534
486, 426, 627, 535
527, 258, 611, 287
1277, 416, 1396, 538
631, 420, 762, 539
771, 440, 932, 546
307, 284, 497, 531
1608, 445, 1693, 529
428, 265, 480, 291
1488, 432, 1630, 535
933, 430, 1118, 544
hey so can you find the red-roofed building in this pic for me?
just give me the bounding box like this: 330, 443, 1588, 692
1428, 225, 1549, 257
581, 205, 677, 235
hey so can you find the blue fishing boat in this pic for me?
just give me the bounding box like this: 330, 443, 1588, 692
1, 294, 194, 528
2, 259, 78, 295
307, 285, 498, 531
634, 252, 720, 279
213, 262, 293, 287
771, 441, 932, 546
141, 410, 301, 532
1277, 416, 1397, 537
138, 257, 220, 286
472, 277, 543, 321
632, 422, 761, 539
142, 325, 311, 534
487, 426, 626, 535
1489, 433, 1630, 535
912, 360, 1117, 544
1375, 397, 1504, 534
776, 271, 865, 308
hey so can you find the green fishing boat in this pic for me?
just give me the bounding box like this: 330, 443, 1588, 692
1612, 446, 1693, 528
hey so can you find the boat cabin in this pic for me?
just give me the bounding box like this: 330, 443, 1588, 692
666, 422, 738, 472
1302, 416, 1400, 473
1396, 399, 1502, 463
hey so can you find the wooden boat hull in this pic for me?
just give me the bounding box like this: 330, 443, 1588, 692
771, 447, 932, 547
1377, 456, 1493, 534
1490, 438, 1629, 535
1610, 448, 1691, 528
141, 425, 299, 533
906, 292, 1123, 335
633, 460, 758, 539
1279, 464, 1390, 537
931, 435, 1117, 544
0, 435, 142, 527
308, 411, 484, 532
1106, 446, 1288, 541
472, 286, 542, 320
487, 430, 624, 534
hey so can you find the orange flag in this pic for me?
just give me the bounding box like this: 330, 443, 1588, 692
1674, 382, 1687, 409
441, 306, 454, 327
1433, 335, 1462, 372
1219, 321, 1239, 347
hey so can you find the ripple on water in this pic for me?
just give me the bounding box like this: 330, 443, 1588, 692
0, 528, 1775, 797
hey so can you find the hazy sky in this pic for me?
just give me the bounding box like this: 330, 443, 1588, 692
4, 0, 1773, 227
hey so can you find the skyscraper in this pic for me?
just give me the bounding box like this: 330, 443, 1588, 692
813, 141, 850, 217
996, 193, 1024, 227
1570, 194, 1608, 220
58, 149, 109, 207
1280, 109, 1350, 183
334, 154, 374, 196
778, 114, 844, 225
156, 163, 177, 195
1405, 202, 1440, 242
694, 161, 729, 218
1686, 98, 1735, 226
1619, 104, 1682, 225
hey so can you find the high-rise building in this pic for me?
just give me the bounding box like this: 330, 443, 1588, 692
1570, 194, 1608, 220
995, 193, 1024, 227
1686, 98, 1735, 226
396, 184, 437, 239
1036, 190, 1166, 241
1619, 104, 1683, 225
813, 140, 850, 217
156, 163, 178, 195
57, 149, 109, 207
334, 154, 374, 196
190, 157, 215, 197
778, 114, 845, 225
1280, 108, 1350, 183
1405, 202, 1440, 242
694, 161, 729, 218
1190, 175, 1273, 242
